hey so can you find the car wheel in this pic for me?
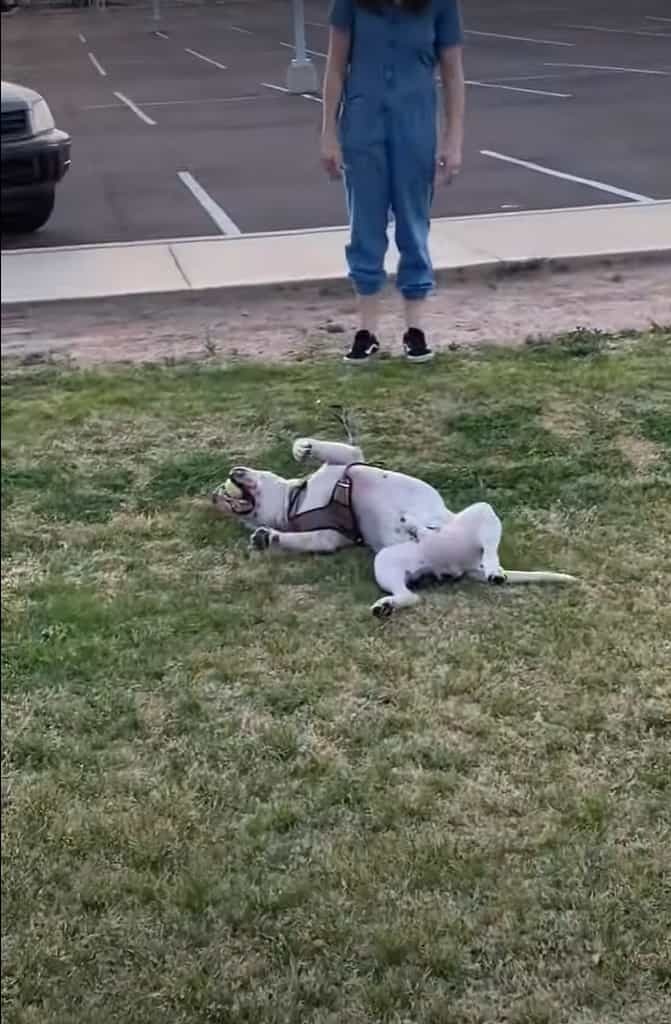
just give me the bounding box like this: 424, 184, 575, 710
2, 187, 55, 233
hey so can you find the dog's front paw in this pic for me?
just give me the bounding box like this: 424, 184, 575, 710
292, 438, 313, 463
250, 527, 277, 551
371, 596, 394, 619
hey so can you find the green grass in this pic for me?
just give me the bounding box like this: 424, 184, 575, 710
2, 331, 670, 1024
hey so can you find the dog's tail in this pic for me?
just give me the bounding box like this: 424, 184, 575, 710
504, 570, 578, 584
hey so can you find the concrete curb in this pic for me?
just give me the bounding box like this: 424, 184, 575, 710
4, 251, 669, 325
2, 200, 670, 308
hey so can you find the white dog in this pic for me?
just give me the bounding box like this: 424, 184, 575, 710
211, 436, 577, 616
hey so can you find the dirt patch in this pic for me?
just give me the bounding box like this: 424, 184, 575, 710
616, 434, 664, 473
541, 403, 586, 440
2, 259, 670, 367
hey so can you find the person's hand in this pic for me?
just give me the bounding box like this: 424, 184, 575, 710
435, 136, 462, 186
321, 131, 343, 180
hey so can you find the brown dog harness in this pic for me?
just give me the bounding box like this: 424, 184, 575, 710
287, 464, 363, 543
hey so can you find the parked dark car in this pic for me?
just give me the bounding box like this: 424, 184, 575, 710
1, 80, 71, 233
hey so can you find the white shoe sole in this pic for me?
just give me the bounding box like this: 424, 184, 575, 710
343, 350, 380, 366
404, 351, 434, 364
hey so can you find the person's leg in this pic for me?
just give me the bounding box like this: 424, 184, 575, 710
358, 293, 381, 336
403, 295, 427, 332
390, 100, 436, 362
342, 138, 390, 363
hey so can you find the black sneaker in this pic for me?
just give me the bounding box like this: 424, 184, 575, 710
403, 328, 434, 364
343, 329, 380, 365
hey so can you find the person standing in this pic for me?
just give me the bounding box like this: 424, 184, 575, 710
321, 0, 465, 364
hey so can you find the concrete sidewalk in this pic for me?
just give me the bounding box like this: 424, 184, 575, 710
2, 201, 669, 306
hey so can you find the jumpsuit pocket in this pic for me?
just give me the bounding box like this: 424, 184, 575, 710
338, 96, 361, 145
339, 96, 384, 152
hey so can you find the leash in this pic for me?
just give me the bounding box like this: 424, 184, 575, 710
329, 404, 357, 446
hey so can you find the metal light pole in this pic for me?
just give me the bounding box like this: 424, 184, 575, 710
152, 0, 161, 22
286, 0, 319, 94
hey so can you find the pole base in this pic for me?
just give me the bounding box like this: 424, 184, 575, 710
286, 59, 320, 95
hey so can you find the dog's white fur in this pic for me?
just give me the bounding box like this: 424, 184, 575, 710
212, 436, 577, 616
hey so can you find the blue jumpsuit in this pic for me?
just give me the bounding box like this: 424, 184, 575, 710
329, 0, 463, 300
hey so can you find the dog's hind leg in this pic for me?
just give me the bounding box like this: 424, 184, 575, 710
458, 503, 577, 585
370, 544, 422, 618
475, 503, 506, 582
292, 438, 365, 465
455, 502, 506, 583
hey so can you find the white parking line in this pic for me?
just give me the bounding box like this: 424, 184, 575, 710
306, 21, 328, 29
563, 23, 671, 38
83, 96, 266, 110
646, 15, 671, 23
466, 79, 571, 98
184, 48, 228, 71
261, 81, 322, 103
229, 25, 253, 35
178, 171, 241, 235
465, 29, 574, 47
544, 61, 670, 76
155, 30, 169, 40
481, 150, 654, 203
492, 74, 577, 82
78, 32, 87, 44
83, 103, 131, 110
145, 95, 261, 107
88, 52, 107, 77
280, 41, 327, 58
113, 91, 157, 126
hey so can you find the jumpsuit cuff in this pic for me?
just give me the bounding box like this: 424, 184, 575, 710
351, 276, 387, 297
400, 285, 435, 301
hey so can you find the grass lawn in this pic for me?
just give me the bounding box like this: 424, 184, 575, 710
2, 329, 670, 1024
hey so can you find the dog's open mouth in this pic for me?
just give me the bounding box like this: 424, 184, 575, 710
213, 476, 255, 516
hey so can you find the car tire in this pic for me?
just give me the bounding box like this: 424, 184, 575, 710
2, 187, 55, 233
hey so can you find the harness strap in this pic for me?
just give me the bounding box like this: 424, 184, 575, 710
287, 464, 363, 542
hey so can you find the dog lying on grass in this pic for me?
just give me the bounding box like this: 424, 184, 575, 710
212, 434, 577, 617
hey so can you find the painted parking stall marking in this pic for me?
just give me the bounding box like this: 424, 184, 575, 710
88, 52, 107, 77
178, 171, 242, 235
185, 48, 228, 71
113, 91, 157, 126
481, 150, 655, 203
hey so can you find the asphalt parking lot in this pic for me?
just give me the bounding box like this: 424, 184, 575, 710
2, 0, 670, 249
